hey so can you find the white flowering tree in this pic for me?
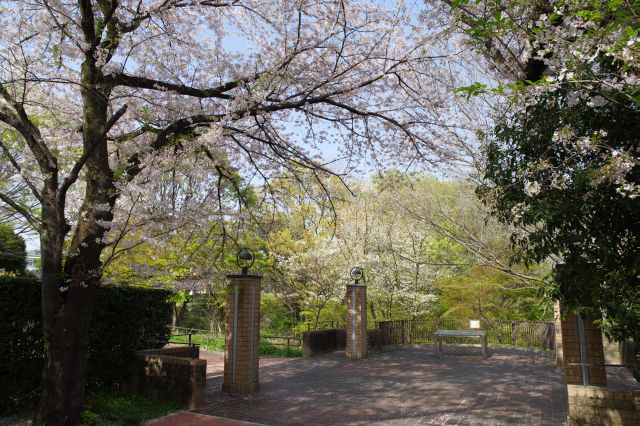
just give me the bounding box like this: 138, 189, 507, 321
334, 176, 441, 320
442, 0, 639, 339
0, 1, 479, 421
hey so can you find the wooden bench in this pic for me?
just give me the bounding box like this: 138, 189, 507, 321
435, 329, 488, 358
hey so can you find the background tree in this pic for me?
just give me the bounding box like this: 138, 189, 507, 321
438, 266, 551, 321
0, 223, 26, 274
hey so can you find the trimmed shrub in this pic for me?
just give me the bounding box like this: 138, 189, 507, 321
0, 277, 174, 414
88, 285, 173, 389
0, 275, 43, 414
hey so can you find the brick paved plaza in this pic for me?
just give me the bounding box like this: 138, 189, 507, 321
164, 345, 567, 425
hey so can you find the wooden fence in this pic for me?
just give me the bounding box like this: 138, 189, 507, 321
376, 319, 555, 350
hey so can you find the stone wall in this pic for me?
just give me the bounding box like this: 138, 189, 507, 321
567, 385, 640, 425
302, 328, 382, 358
130, 346, 206, 408
140, 345, 200, 359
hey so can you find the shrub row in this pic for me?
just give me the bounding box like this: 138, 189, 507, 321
0, 275, 174, 414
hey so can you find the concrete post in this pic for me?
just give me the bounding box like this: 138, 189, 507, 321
346, 284, 367, 359
222, 274, 261, 395
556, 301, 607, 386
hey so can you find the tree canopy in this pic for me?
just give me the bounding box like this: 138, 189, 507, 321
0, 1, 483, 422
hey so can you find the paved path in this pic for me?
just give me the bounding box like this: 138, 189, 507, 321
188, 345, 567, 425
147, 412, 261, 426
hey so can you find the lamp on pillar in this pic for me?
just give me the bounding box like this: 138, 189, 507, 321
350, 266, 364, 284
346, 266, 367, 359
237, 248, 255, 275
222, 248, 261, 395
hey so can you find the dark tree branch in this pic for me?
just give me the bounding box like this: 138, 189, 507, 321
58, 104, 128, 202
110, 73, 260, 99
0, 137, 42, 201
0, 86, 57, 174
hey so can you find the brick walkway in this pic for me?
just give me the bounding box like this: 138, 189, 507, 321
187, 345, 567, 425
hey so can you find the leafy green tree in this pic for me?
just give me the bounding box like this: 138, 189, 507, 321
479, 83, 639, 339
0, 224, 26, 274
447, 0, 640, 339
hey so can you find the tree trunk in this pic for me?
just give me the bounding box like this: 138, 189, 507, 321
369, 301, 377, 321
37, 201, 112, 425
173, 300, 188, 327
37, 280, 98, 425
37, 43, 114, 424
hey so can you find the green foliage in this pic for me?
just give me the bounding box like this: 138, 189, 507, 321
0, 275, 43, 414
169, 333, 301, 357
0, 224, 26, 273
170, 333, 225, 351
261, 293, 297, 333
468, 0, 640, 340
81, 392, 180, 426
479, 80, 640, 339
259, 340, 302, 357
0, 277, 174, 414
479, 64, 640, 339
436, 266, 552, 321
298, 300, 346, 330
88, 285, 174, 389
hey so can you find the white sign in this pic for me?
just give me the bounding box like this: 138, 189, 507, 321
469, 320, 480, 329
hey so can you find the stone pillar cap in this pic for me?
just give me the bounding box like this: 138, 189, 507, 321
226, 274, 262, 279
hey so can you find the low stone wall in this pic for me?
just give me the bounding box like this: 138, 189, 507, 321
567, 385, 640, 425
140, 345, 200, 359
130, 346, 206, 408
302, 328, 382, 357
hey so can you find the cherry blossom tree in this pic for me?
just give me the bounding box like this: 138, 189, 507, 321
0, 1, 477, 422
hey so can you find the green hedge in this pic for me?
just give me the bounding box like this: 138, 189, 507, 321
87, 285, 173, 389
0, 276, 174, 414
0, 275, 43, 415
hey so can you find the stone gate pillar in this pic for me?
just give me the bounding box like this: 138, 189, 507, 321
556, 301, 606, 386
346, 283, 367, 359
222, 274, 261, 395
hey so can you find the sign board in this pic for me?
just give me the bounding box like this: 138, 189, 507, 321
469, 320, 480, 329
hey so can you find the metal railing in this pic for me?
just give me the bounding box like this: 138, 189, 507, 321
169, 332, 194, 346
302, 320, 346, 331
170, 327, 221, 349
260, 335, 302, 356
376, 319, 555, 350
169, 326, 302, 356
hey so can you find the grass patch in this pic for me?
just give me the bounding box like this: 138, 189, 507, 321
0, 393, 179, 426
81, 392, 180, 426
